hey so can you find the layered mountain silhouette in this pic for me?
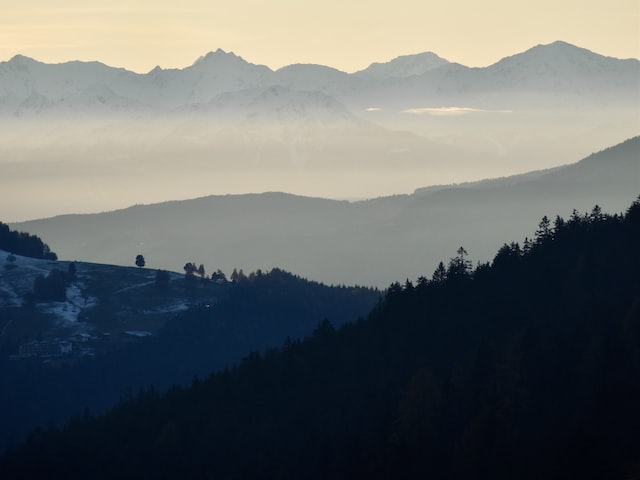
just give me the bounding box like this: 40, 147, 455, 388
0, 41, 638, 475
12, 137, 639, 287
2, 194, 639, 479
1, 41, 637, 114
1, 41, 637, 221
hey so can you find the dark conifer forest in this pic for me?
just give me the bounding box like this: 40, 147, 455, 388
2, 198, 640, 479
0, 268, 379, 452
0, 223, 57, 260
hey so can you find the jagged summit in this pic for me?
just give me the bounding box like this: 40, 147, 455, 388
191, 48, 250, 68
3, 41, 637, 78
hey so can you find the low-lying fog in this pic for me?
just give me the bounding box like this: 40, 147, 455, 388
1, 105, 636, 222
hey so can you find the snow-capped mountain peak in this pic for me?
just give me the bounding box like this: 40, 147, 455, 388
480, 40, 640, 94
490, 40, 639, 73
355, 51, 450, 80
190, 48, 270, 72
0, 41, 637, 117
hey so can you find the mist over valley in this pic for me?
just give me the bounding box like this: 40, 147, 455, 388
1, 41, 638, 221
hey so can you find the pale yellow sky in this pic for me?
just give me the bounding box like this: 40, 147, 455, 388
1, 0, 638, 73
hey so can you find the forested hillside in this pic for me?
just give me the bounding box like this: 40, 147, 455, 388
0, 223, 56, 260
0, 266, 379, 453
2, 198, 639, 479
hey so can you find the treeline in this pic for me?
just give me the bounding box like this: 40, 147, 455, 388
1, 199, 639, 479
0, 223, 57, 260
164, 267, 379, 350
181, 262, 321, 287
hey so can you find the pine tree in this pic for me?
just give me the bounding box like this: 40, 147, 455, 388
197, 264, 206, 279
447, 246, 472, 279
534, 216, 552, 244
432, 261, 447, 284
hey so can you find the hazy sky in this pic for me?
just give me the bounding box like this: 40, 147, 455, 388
1, 0, 638, 73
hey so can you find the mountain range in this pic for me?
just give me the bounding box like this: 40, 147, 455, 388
11, 136, 639, 288
1, 40, 638, 221
1, 41, 637, 114
1, 40, 638, 476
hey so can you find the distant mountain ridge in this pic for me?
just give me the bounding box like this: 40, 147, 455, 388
11, 137, 639, 288
1, 41, 637, 222
1, 41, 637, 115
